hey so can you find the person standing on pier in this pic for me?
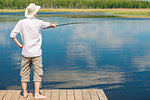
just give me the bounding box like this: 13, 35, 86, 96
10, 3, 56, 99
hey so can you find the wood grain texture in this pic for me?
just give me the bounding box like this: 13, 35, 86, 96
89, 89, 99, 100
3, 90, 14, 100
60, 90, 66, 100
43, 90, 51, 100
74, 89, 83, 100
0, 90, 7, 100
97, 89, 108, 100
11, 90, 21, 100
0, 89, 107, 100
67, 90, 74, 100
82, 89, 91, 100
51, 89, 59, 100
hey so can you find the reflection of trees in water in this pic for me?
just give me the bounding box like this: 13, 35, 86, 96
38, 14, 122, 18
0, 14, 122, 21
0, 16, 23, 22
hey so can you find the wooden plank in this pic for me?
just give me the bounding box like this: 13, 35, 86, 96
74, 89, 83, 100
18, 95, 25, 100
96, 89, 108, 100
43, 90, 51, 100
67, 90, 74, 100
3, 90, 14, 100
11, 90, 21, 100
60, 90, 66, 100
81, 89, 91, 100
0, 89, 107, 100
89, 89, 99, 100
51, 89, 59, 100
0, 90, 7, 100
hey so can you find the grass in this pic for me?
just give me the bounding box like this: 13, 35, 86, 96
1, 8, 150, 18
104, 9, 150, 17
0, 9, 25, 13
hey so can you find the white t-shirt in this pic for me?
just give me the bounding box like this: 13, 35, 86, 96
10, 17, 50, 57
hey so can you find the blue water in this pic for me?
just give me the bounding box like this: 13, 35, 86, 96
0, 14, 150, 100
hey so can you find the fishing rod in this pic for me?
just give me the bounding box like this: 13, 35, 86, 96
44, 21, 89, 29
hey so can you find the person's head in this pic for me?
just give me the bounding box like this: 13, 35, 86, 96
25, 3, 40, 18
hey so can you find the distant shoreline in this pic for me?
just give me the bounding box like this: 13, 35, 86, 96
1, 8, 150, 18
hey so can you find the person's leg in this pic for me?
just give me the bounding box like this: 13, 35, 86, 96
32, 56, 46, 99
34, 81, 40, 96
34, 81, 46, 98
20, 56, 31, 97
21, 82, 29, 97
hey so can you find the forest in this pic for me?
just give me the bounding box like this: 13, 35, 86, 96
0, 0, 150, 9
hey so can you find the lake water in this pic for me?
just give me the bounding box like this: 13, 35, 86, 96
0, 13, 150, 100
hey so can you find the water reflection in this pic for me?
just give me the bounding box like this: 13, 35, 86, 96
43, 69, 125, 89
67, 41, 96, 67
10, 52, 22, 69
1, 15, 150, 100
0, 23, 12, 46
0, 12, 116, 19
70, 21, 149, 48
133, 50, 150, 71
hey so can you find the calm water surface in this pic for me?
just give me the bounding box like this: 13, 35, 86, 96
0, 13, 150, 100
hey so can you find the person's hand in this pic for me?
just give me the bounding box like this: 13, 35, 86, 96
50, 24, 56, 28
18, 44, 24, 49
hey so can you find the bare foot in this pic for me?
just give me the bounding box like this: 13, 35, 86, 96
23, 93, 29, 98
34, 95, 47, 99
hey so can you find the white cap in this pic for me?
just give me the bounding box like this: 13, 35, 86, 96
25, 3, 40, 18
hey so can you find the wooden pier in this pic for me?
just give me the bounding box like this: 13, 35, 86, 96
0, 89, 107, 100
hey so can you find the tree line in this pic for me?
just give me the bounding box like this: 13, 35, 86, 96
0, 0, 150, 9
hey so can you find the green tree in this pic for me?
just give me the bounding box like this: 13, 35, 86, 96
1, 0, 150, 9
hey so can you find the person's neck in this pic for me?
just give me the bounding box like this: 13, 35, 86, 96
28, 17, 36, 19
